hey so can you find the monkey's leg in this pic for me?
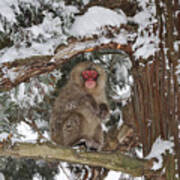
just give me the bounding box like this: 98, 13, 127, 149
85, 124, 104, 151
50, 112, 65, 145
62, 112, 84, 146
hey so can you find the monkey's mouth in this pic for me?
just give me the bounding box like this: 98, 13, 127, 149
85, 80, 96, 89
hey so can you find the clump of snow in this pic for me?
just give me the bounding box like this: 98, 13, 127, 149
2, 67, 19, 82
176, 60, 180, 84
10, 77, 54, 108
131, 0, 159, 60
0, 23, 3, 32
0, 173, 5, 180
0, 132, 9, 141
70, 6, 127, 37
28, 13, 62, 40
133, 33, 159, 59
54, 163, 72, 180
105, 171, 145, 180
0, 40, 56, 63
145, 136, 174, 170
33, 173, 42, 180
82, 0, 90, 5
0, 0, 18, 22
16, 121, 38, 142
135, 145, 144, 158
105, 171, 122, 180
109, 54, 133, 104
10, 83, 37, 108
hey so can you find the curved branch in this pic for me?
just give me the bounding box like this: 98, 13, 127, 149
0, 142, 154, 177
0, 37, 132, 92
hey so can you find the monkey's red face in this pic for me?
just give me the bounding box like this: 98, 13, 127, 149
82, 70, 99, 89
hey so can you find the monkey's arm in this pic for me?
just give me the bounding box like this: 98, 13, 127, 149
99, 103, 109, 119
79, 94, 98, 111
80, 94, 109, 119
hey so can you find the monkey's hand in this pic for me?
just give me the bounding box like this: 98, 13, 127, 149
85, 139, 103, 151
98, 103, 109, 119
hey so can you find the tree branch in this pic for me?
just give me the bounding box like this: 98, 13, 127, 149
0, 37, 132, 92
0, 142, 154, 177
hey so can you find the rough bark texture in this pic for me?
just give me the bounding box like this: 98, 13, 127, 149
0, 142, 154, 177
122, 0, 180, 178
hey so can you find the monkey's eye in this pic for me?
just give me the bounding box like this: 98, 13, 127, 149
82, 71, 89, 79
90, 70, 98, 79
82, 70, 98, 80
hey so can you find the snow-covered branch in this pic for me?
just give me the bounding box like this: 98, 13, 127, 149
0, 37, 131, 92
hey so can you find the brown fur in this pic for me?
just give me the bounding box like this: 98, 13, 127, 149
50, 61, 109, 150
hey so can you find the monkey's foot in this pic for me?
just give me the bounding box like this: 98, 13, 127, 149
85, 139, 102, 151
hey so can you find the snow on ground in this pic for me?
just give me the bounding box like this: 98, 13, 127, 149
70, 6, 127, 37
145, 136, 174, 170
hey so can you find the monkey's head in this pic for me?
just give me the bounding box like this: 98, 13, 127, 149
70, 61, 107, 92
81, 69, 99, 89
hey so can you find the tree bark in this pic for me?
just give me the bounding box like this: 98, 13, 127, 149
0, 142, 155, 177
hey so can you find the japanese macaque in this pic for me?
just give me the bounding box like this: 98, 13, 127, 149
50, 61, 109, 150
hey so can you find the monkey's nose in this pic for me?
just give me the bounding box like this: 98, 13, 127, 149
85, 80, 96, 89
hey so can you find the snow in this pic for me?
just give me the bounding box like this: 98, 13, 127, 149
54, 163, 73, 180
0, 173, 5, 180
0, 40, 56, 63
10, 78, 53, 107
0, 132, 9, 141
131, 0, 159, 60
0, 23, 3, 32
10, 83, 36, 108
70, 6, 127, 37
0, 1, 77, 63
105, 171, 122, 180
28, 13, 62, 40
105, 171, 145, 180
145, 136, 174, 170
16, 121, 38, 142
82, 0, 90, 5
0, 0, 18, 22
2, 67, 19, 82
33, 173, 43, 180
0, 12, 65, 63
